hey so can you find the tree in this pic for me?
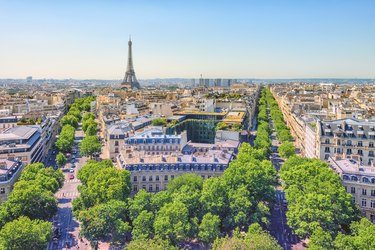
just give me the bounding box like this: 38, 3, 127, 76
125, 238, 177, 250
334, 218, 375, 250
2, 181, 57, 223
19, 163, 64, 193
82, 112, 96, 122
55, 125, 75, 153
213, 224, 282, 250
85, 123, 97, 136
0, 216, 52, 250
128, 189, 154, 220
77, 168, 131, 209
167, 173, 203, 193
278, 141, 295, 159
200, 177, 229, 225
199, 213, 220, 247
82, 118, 96, 132
309, 227, 334, 250
277, 129, 292, 142
77, 160, 113, 186
216, 122, 229, 131
78, 200, 131, 247
56, 152, 67, 167
132, 210, 154, 240
60, 115, 79, 129
153, 201, 191, 245
152, 118, 167, 126
67, 109, 82, 121
280, 157, 358, 238
80, 135, 102, 158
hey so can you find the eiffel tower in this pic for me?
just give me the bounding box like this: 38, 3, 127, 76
121, 37, 141, 89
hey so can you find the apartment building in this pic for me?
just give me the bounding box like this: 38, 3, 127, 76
106, 122, 134, 161
329, 156, 375, 223
318, 118, 375, 165
0, 126, 44, 164
0, 159, 24, 202
117, 128, 239, 195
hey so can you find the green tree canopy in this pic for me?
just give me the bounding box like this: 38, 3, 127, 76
125, 238, 177, 250
199, 213, 221, 246
78, 200, 130, 246
153, 201, 193, 245
85, 123, 97, 136
212, 223, 282, 250
77, 160, 113, 186
152, 118, 167, 126
82, 112, 96, 122
77, 167, 131, 209
60, 114, 79, 129
278, 141, 295, 159
80, 135, 102, 158
2, 181, 57, 223
0, 216, 52, 250
56, 152, 67, 167
131, 210, 154, 240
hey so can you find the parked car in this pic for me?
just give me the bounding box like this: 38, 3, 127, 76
71, 163, 76, 168
69, 168, 74, 173
69, 174, 74, 180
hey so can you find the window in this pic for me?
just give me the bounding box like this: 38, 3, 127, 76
370, 142, 374, 148
362, 198, 367, 207
142, 185, 146, 190
358, 141, 363, 147
358, 150, 363, 156
347, 140, 352, 146
156, 175, 159, 181
171, 175, 175, 180
133, 185, 138, 192
133, 176, 137, 182
325, 139, 330, 144
156, 184, 160, 192
362, 189, 367, 195
351, 187, 356, 194
164, 175, 168, 181
115, 148, 119, 153
149, 185, 153, 192
149, 176, 153, 181
347, 149, 352, 155
325, 147, 330, 153
369, 151, 374, 157
0, 188, 4, 194
371, 190, 375, 196
142, 176, 146, 182
371, 200, 375, 208
115, 141, 119, 146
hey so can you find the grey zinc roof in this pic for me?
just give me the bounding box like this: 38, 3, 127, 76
0, 126, 38, 141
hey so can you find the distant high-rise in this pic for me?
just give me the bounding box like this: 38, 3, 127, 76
121, 38, 140, 89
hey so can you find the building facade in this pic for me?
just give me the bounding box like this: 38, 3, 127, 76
329, 156, 375, 223
0, 159, 24, 202
318, 118, 375, 165
117, 128, 239, 195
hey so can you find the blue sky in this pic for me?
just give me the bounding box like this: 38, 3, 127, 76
1, 0, 374, 79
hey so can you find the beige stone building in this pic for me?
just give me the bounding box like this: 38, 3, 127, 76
329, 156, 375, 223
0, 159, 24, 202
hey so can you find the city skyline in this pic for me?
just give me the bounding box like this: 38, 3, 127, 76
1, 0, 375, 79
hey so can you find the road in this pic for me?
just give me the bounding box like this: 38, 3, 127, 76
268, 119, 305, 249
48, 124, 90, 250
